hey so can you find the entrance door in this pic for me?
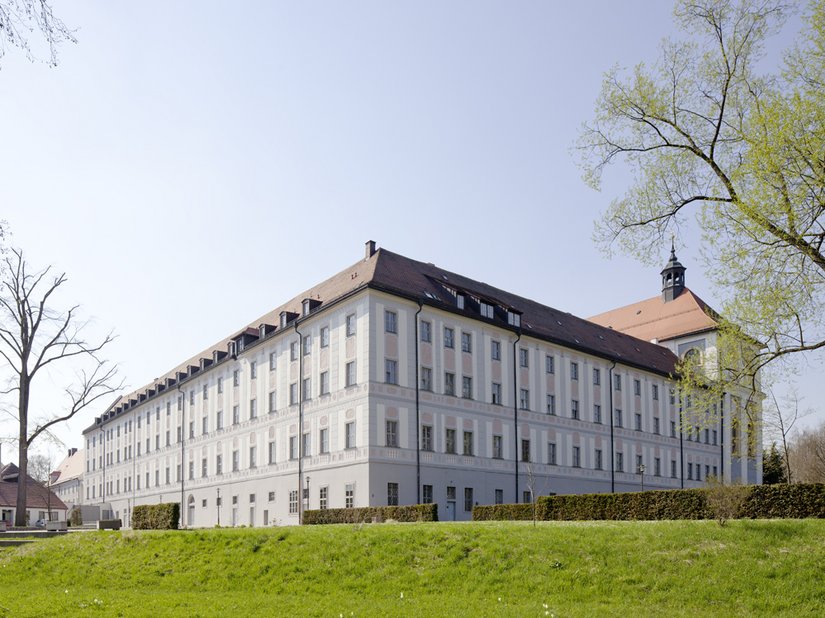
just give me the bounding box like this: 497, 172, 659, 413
446, 501, 456, 521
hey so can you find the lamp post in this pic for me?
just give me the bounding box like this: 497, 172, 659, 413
638, 464, 646, 492
216, 487, 221, 526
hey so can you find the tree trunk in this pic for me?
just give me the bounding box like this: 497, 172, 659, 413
15, 377, 30, 527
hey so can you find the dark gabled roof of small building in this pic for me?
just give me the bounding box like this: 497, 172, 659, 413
0, 463, 68, 511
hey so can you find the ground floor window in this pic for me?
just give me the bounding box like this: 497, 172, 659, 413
388, 482, 399, 506
464, 487, 473, 512
422, 484, 433, 504
345, 483, 355, 508
289, 490, 298, 514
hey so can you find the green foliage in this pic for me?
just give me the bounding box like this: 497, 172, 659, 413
762, 442, 787, 484
132, 503, 180, 530
578, 0, 825, 390
303, 503, 437, 525
474, 484, 825, 522
2, 521, 825, 616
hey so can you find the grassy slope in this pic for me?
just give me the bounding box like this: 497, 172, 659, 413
1, 520, 823, 617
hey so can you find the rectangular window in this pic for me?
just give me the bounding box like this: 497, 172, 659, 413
346, 313, 356, 337
320, 326, 330, 348
444, 327, 454, 349
463, 431, 474, 456
445, 428, 456, 454
216, 454, 223, 475
464, 487, 474, 512
671, 459, 678, 478
319, 486, 328, 510
290, 342, 298, 361
688, 463, 694, 480
421, 425, 433, 451
345, 361, 357, 387
319, 428, 329, 454
548, 442, 557, 465
249, 446, 257, 468
570, 362, 579, 380
385, 420, 398, 447
593, 367, 600, 385
420, 320, 431, 343
636, 454, 643, 473
595, 449, 603, 470
594, 404, 602, 424
519, 348, 529, 367
384, 310, 398, 334
422, 485, 433, 504
387, 482, 399, 506
268, 391, 277, 414
712, 429, 718, 445
495, 489, 504, 505
671, 421, 677, 438
188, 461, 195, 480
250, 361, 257, 380
303, 335, 311, 356
480, 301, 494, 319
704, 428, 710, 444
546, 354, 555, 374
201, 417, 207, 435
614, 374, 622, 391
462, 376, 473, 399
519, 388, 529, 410
571, 399, 579, 420
615, 409, 623, 428
655, 458, 661, 477
345, 422, 356, 449
233, 370, 240, 387
289, 436, 298, 460
232, 450, 239, 472
345, 484, 355, 508
635, 413, 642, 431
302, 432, 311, 457
268, 441, 276, 465
461, 332, 472, 353
289, 490, 298, 514
215, 409, 223, 430
521, 439, 530, 463
492, 382, 502, 405
190, 390, 195, 405
203, 384, 208, 400
508, 311, 521, 327
302, 377, 311, 400
491, 340, 501, 361
492, 435, 503, 459
652, 384, 659, 400
670, 388, 676, 405
384, 359, 398, 385
572, 446, 581, 468
634, 379, 641, 396
444, 372, 455, 396
269, 352, 277, 371
250, 398, 257, 419
319, 372, 329, 395
616, 452, 624, 472
421, 367, 433, 391
546, 394, 556, 415
233, 404, 240, 425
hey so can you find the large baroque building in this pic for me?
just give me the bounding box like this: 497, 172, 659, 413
81, 241, 760, 527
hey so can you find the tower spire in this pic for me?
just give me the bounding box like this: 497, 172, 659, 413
661, 241, 686, 302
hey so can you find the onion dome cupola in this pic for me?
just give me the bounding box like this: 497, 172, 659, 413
661, 241, 686, 302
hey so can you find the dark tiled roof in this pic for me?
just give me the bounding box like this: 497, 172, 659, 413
0, 463, 68, 510
369, 249, 679, 376
88, 244, 679, 432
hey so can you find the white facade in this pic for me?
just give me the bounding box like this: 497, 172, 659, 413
81, 245, 755, 527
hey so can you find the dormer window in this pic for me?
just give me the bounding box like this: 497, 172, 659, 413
228, 341, 237, 357
280, 312, 288, 328
302, 299, 311, 316
456, 294, 465, 310
480, 302, 494, 319
507, 311, 521, 328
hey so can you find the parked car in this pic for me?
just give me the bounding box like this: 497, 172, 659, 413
34, 519, 46, 528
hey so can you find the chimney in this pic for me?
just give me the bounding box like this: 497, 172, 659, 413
365, 240, 377, 259
68, 447, 77, 457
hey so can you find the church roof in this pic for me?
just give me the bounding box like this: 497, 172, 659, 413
588, 288, 720, 343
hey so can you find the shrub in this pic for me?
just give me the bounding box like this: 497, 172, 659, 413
303, 504, 437, 525
133, 503, 180, 530
476, 484, 825, 522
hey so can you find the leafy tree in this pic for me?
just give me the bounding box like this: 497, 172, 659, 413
0, 247, 121, 527
578, 0, 825, 410
762, 442, 787, 483
0, 0, 75, 67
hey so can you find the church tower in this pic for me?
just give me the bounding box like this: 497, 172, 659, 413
661, 242, 686, 302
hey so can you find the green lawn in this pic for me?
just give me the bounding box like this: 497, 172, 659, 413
1, 520, 823, 617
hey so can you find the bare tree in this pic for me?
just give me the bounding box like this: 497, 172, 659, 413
788, 423, 825, 483
764, 388, 810, 483
0, 0, 76, 68
0, 248, 121, 526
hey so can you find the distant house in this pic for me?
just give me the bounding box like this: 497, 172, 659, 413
0, 462, 67, 526
51, 448, 85, 511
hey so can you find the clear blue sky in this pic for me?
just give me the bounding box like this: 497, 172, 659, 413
0, 1, 817, 461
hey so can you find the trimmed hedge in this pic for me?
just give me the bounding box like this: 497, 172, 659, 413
133, 503, 180, 530
304, 504, 438, 525
473, 483, 825, 522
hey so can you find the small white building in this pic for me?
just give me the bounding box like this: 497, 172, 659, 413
51, 448, 85, 512
0, 463, 67, 526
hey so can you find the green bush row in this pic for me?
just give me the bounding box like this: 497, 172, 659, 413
472, 483, 825, 521
133, 503, 180, 529
304, 503, 438, 525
